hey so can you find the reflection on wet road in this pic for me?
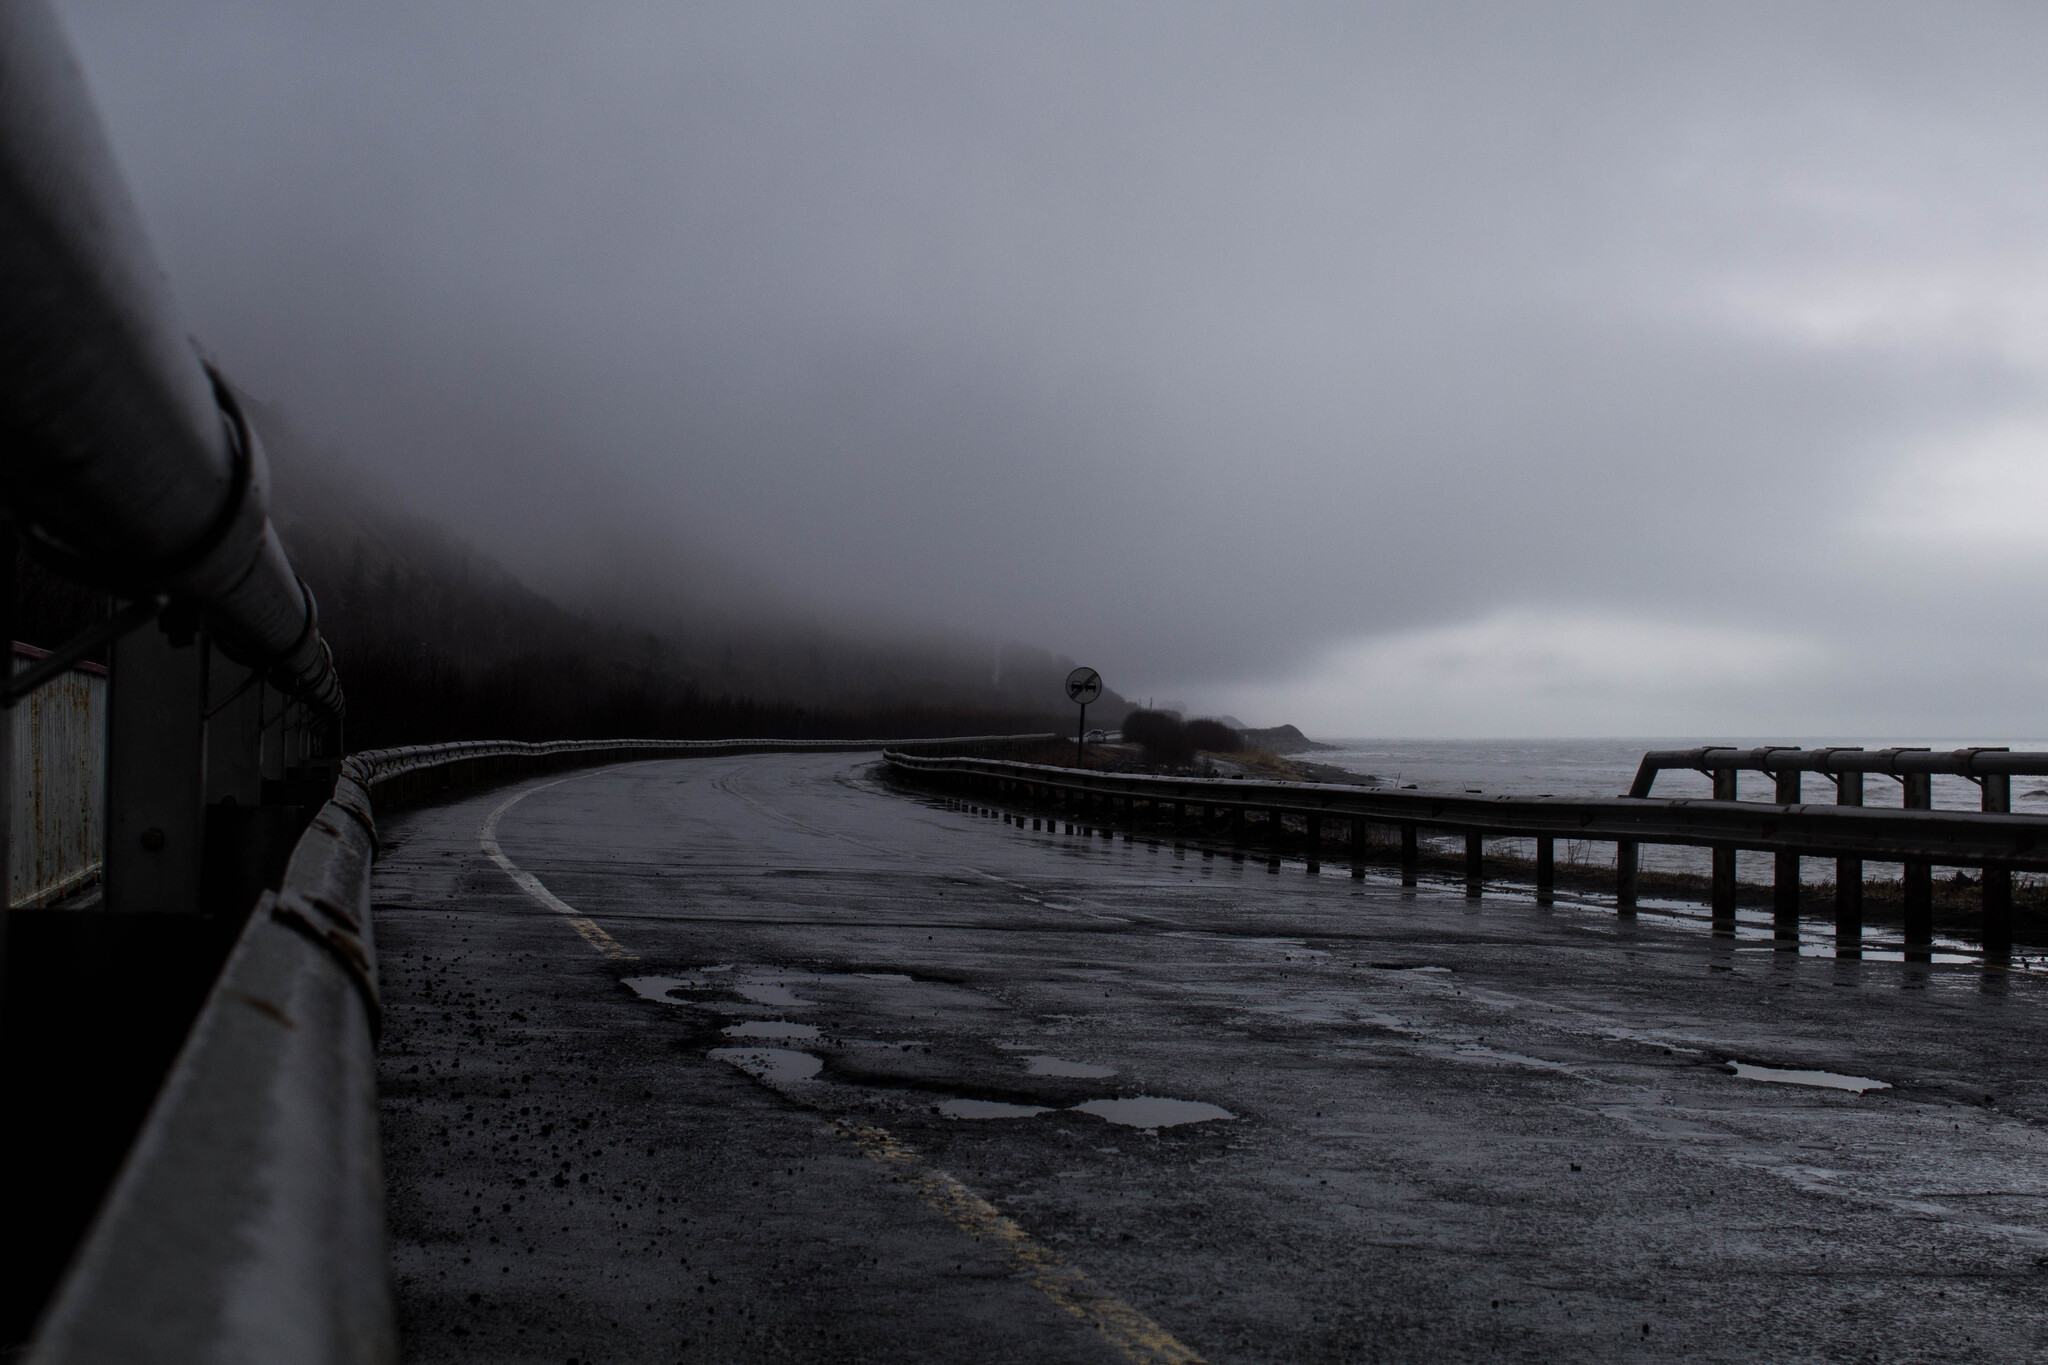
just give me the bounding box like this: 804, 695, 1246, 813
375, 753, 2048, 1363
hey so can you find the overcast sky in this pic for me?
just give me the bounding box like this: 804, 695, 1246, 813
52, 1, 2048, 736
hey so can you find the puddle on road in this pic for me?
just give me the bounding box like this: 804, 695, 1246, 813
1726, 1061, 1890, 1094
621, 977, 780, 1016
632, 967, 1234, 1133
709, 1047, 823, 1084
621, 975, 693, 1003
723, 1020, 820, 1041
625, 964, 1013, 1039
1026, 1056, 1117, 1079
937, 1098, 1054, 1119
737, 983, 816, 1009
1072, 1097, 1236, 1129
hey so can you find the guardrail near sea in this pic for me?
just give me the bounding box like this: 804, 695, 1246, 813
883, 744, 2048, 958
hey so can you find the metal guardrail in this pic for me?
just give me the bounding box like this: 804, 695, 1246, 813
1628, 744, 2047, 797
1, 0, 356, 1352
25, 760, 388, 1365
0, 0, 347, 937
882, 751, 2048, 955
351, 733, 1057, 806
1625, 745, 2037, 955
884, 752, 2048, 865
24, 732, 1050, 1363
0, 0, 340, 717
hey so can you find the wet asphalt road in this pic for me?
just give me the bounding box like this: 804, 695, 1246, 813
374, 754, 2048, 1363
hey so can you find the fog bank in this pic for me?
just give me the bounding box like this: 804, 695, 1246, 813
54, 2, 2048, 733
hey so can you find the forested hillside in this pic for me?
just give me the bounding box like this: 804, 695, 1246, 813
251, 400, 1122, 748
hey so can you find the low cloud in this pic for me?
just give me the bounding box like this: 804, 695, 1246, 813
50, 1, 2048, 736
1206, 610, 1823, 738
1854, 418, 2048, 556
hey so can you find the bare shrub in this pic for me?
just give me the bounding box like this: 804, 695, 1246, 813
1120, 709, 1193, 766
1185, 718, 1242, 753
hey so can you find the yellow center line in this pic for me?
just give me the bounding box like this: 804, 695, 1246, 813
474, 766, 1203, 1362
835, 1120, 1206, 1365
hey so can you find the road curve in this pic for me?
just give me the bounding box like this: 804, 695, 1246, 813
374, 752, 2048, 1363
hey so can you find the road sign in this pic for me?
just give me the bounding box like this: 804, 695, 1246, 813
1065, 666, 1102, 706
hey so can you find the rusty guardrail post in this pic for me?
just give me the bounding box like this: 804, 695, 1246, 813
1464, 833, 1482, 899
1710, 768, 1738, 934
1773, 765, 1802, 947
1615, 840, 1638, 913
1835, 766, 1864, 955
1979, 763, 2013, 957
1901, 770, 1933, 959
1535, 836, 1555, 905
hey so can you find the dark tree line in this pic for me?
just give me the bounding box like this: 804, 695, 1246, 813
1119, 709, 1242, 767
333, 639, 1066, 751
1, 395, 1107, 756
9, 543, 1065, 752
312, 550, 1068, 750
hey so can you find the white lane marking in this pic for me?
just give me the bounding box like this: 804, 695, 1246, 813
479, 777, 638, 960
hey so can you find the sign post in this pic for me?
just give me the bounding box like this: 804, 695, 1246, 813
1064, 666, 1102, 766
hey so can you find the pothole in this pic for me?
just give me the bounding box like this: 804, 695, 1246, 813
621, 975, 698, 1003
722, 1020, 820, 1041
1072, 1097, 1237, 1129
636, 969, 1236, 1131
936, 1099, 1054, 1120
736, 983, 815, 1009
1026, 1056, 1117, 1078
1725, 1061, 1889, 1094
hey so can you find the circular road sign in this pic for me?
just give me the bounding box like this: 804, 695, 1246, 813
1065, 666, 1103, 706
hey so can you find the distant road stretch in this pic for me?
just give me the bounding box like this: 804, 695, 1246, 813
374, 752, 2048, 1363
